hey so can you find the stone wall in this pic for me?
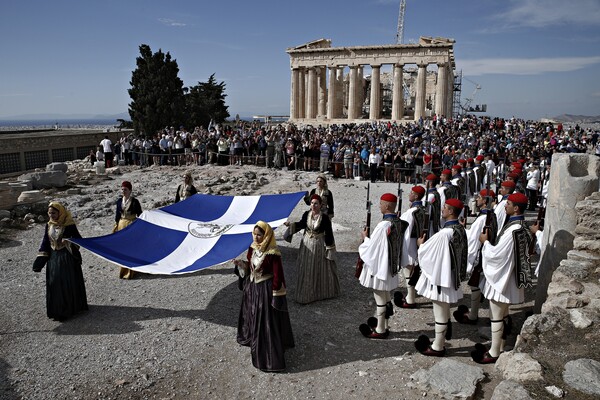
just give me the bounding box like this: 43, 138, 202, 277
504, 191, 600, 397
0, 130, 127, 175
535, 153, 600, 312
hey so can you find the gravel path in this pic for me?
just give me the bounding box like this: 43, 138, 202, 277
1, 163, 532, 399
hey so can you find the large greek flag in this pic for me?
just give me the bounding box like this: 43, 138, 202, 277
70, 192, 305, 275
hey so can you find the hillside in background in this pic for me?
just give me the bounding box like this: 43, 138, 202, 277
552, 114, 600, 123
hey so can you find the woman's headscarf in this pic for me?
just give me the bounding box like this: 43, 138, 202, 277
251, 220, 280, 255
48, 201, 76, 227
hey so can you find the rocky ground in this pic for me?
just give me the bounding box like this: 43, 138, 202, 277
0, 160, 592, 399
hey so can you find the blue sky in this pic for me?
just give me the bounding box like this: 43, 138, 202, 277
1, 0, 599, 121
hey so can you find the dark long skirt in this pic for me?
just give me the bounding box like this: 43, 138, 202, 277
237, 279, 294, 372
46, 248, 88, 320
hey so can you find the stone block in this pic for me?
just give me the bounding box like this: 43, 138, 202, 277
46, 162, 68, 173
563, 358, 600, 396
19, 171, 68, 189
490, 380, 532, 400
495, 352, 543, 382
17, 190, 46, 203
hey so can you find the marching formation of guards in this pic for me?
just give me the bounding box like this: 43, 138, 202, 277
357, 155, 548, 364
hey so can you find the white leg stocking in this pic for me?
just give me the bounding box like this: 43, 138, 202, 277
403, 267, 416, 304
373, 290, 389, 334
432, 301, 450, 351
489, 300, 509, 357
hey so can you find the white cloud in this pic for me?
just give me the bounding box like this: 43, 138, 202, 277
459, 56, 600, 76
158, 18, 186, 27
499, 0, 600, 29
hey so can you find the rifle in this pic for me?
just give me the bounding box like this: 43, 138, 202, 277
468, 171, 495, 286
408, 187, 429, 286
355, 182, 372, 278
421, 181, 431, 241
397, 181, 403, 216
463, 172, 471, 222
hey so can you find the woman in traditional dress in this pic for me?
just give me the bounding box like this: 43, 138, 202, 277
113, 181, 143, 279
33, 202, 88, 321
303, 174, 334, 220
174, 171, 198, 202
233, 221, 295, 372
284, 194, 340, 304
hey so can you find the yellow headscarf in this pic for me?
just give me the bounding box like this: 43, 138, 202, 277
48, 201, 76, 227
251, 220, 280, 255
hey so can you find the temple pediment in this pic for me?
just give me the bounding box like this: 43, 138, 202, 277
290, 38, 332, 50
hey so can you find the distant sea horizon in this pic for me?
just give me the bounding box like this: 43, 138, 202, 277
0, 118, 118, 131
0, 115, 288, 131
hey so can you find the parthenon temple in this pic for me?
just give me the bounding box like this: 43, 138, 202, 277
286, 37, 456, 123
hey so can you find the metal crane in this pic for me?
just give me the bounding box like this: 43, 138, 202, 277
461, 76, 483, 113
396, 0, 406, 44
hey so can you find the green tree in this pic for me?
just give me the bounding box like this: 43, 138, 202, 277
116, 119, 133, 129
128, 44, 185, 136
185, 73, 230, 129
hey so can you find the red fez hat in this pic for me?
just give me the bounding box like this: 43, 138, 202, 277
475, 155, 484, 161
467, 158, 474, 163
508, 172, 520, 179
441, 169, 452, 176
508, 192, 528, 205
452, 165, 462, 171
426, 173, 438, 181
514, 168, 523, 174
121, 181, 132, 190
501, 180, 516, 188
458, 159, 466, 165
310, 194, 322, 203
381, 193, 398, 203
445, 198, 464, 211
479, 189, 495, 197
411, 186, 426, 198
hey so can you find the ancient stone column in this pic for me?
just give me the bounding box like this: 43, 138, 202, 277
369, 65, 381, 120
290, 68, 300, 119
391, 63, 404, 120
356, 66, 364, 118
534, 154, 600, 313
327, 67, 337, 120
347, 66, 358, 120
318, 67, 327, 117
414, 63, 427, 121
447, 68, 454, 118
435, 63, 448, 118
298, 67, 306, 119
307, 67, 318, 119
336, 67, 344, 118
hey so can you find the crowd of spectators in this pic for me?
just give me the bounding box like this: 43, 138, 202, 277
101, 115, 599, 184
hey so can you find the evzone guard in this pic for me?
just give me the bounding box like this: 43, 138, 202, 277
413, 198, 468, 356
471, 192, 533, 364
394, 186, 426, 309
357, 193, 404, 339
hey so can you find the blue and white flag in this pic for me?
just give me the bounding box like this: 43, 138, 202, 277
70, 192, 305, 275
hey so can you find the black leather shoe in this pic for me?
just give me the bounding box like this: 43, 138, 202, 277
420, 346, 446, 357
